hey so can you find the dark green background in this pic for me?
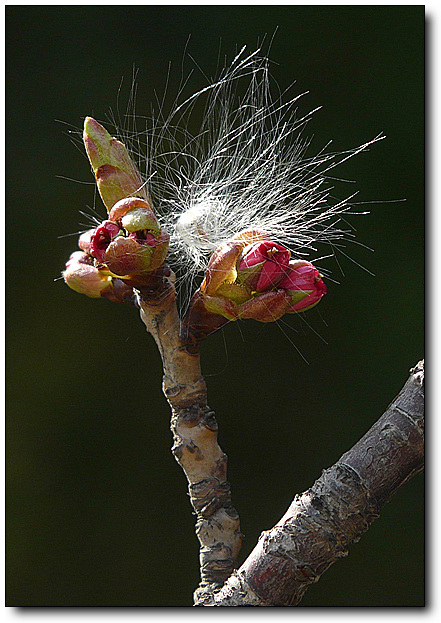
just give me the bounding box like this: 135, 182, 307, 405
6, 5, 424, 607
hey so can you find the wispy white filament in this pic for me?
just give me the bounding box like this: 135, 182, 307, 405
113, 46, 383, 301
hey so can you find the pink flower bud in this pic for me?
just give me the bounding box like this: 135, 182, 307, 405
279, 260, 327, 312
89, 220, 121, 263
88, 200, 169, 279
63, 252, 113, 298
78, 229, 95, 254
236, 241, 291, 291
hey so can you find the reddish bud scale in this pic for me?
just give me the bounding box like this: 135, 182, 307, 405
238, 289, 292, 322
109, 197, 153, 221
180, 291, 231, 351
103, 229, 170, 278
201, 240, 244, 296
103, 237, 153, 276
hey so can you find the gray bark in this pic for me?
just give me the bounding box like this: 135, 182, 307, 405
136, 281, 242, 593
196, 360, 424, 606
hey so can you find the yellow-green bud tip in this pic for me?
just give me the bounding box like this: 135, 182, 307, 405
83, 116, 146, 212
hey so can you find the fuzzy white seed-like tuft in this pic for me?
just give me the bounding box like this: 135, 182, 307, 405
112, 46, 384, 306
176, 199, 225, 255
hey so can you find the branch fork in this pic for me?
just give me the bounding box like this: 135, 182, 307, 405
136, 270, 424, 606
62, 117, 424, 606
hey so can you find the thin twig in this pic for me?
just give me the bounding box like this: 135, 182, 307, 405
135, 271, 242, 601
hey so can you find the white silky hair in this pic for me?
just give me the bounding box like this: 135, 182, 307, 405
109, 46, 384, 310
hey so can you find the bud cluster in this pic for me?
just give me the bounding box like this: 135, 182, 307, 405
181, 232, 326, 344
90, 197, 169, 278
63, 118, 170, 299
63, 118, 325, 335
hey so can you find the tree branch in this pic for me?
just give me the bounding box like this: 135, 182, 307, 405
135, 271, 242, 601
195, 360, 424, 606
135, 267, 423, 606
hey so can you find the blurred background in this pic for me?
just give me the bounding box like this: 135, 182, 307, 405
6, 5, 424, 607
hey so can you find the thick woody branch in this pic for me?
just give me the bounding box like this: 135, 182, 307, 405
196, 360, 424, 606
135, 271, 242, 599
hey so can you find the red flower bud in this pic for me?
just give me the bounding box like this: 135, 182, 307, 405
237, 241, 291, 291
181, 240, 324, 347
279, 260, 327, 312
88, 200, 169, 279
89, 221, 121, 263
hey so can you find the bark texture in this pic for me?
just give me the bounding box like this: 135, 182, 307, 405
136, 273, 242, 598
195, 360, 424, 606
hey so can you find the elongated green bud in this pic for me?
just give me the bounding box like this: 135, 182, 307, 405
83, 116, 148, 211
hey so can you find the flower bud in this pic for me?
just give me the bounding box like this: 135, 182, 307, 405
83, 116, 148, 211
109, 197, 160, 235
191, 238, 292, 332
279, 260, 327, 312
182, 240, 324, 347
89, 220, 121, 263
63, 252, 113, 298
78, 229, 95, 254
236, 240, 291, 291
103, 229, 170, 277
